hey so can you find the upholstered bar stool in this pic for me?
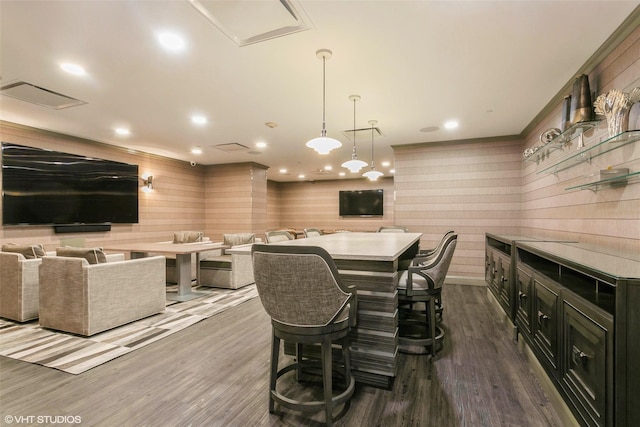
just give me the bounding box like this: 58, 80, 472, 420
252, 244, 357, 426
415, 230, 455, 321
397, 233, 457, 357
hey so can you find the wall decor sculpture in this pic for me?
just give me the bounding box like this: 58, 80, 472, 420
594, 87, 640, 137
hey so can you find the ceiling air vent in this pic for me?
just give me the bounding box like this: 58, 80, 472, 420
188, 0, 312, 47
214, 143, 250, 152
0, 81, 86, 109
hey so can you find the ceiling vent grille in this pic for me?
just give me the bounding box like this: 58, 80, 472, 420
188, 0, 312, 47
0, 81, 86, 109
214, 143, 250, 152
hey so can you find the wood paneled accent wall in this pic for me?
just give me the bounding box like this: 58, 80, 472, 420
0, 122, 206, 249
204, 163, 268, 241
268, 177, 396, 236
393, 138, 524, 279
521, 25, 640, 259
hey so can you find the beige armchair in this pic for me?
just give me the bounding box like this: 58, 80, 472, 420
0, 252, 41, 322
39, 255, 166, 336
199, 233, 256, 289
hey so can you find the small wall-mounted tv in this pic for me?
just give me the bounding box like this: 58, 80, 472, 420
2, 143, 139, 226
339, 189, 383, 216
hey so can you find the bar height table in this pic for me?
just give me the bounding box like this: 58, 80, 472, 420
103, 241, 226, 301
271, 232, 422, 388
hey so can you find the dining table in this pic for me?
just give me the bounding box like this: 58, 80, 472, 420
270, 231, 422, 388
103, 241, 226, 301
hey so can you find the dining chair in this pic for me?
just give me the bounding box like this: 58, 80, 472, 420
252, 244, 357, 426
303, 228, 323, 238
397, 232, 457, 357
265, 230, 294, 242
377, 225, 408, 232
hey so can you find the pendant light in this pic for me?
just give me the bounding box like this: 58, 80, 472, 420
341, 95, 368, 173
306, 49, 342, 155
362, 120, 384, 181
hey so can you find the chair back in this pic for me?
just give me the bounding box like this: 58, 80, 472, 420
412, 233, 457, 291
378, 226, 408, 233
303, 228, 323, 238
252, 244, 351, 327
265, 230, 294, 243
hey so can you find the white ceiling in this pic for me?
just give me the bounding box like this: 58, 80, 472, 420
1, 1, 638, 182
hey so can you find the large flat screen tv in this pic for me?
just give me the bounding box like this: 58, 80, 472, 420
2, 143, 139, 226
339, 189, 383, 216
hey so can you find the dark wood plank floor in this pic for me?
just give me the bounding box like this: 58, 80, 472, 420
0, 284, 563, 426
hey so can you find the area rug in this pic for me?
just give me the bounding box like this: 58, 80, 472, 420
0, 285, 258, 375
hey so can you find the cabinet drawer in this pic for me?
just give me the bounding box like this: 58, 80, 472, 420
516, 267, 533, 336
562, 300, 613, 427
533, 279, 560, 374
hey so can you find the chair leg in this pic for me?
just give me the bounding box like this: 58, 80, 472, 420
342, 338, 351, 388
428, 297, 437, 357
295, 343, 303, 382
322, 335, 333, 427
270, 332, 280, 413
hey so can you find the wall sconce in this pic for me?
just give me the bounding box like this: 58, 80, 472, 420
141, 173, 153, 192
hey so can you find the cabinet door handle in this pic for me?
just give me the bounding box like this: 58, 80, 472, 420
518, 291, 528, 301
571, 346, 589, 367
537, 311, 550, 323
501, 276, 508, 283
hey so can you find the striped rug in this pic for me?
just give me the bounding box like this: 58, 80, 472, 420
0, 285, 258, 374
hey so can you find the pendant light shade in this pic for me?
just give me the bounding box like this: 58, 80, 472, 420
306, 49, 342, 155
363, 120, 384, 181
342, 94, 367, 173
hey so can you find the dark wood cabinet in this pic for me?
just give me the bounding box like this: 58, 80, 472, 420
515, 267, 533, 335
532, 278, 560, 376
561, 297, 613, 427
511, 241, 637, 427
486, 235, 638, 427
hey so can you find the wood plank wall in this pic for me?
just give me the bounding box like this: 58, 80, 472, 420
204, 163, 268, 241
268, 177, 396, 236
393, 138, 524, 279
0, 122, 206, 250
521, 25, 640, 259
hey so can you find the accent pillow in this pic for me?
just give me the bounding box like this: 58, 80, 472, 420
2, 243, 46, 259
173, 231, 204, 244
56, 247, 108, 264
223, 233, 255, 247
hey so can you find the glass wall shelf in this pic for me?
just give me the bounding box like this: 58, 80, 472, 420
537, 129, 640, 174
523, 120, 601, 163
565, 170, 640, 191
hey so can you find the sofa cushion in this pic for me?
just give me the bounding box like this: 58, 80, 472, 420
2, 243, 46, 259
200, 255, 233, 270
173, 231, 204, 243
223, 233, 255, 247
56, 247, 108, 264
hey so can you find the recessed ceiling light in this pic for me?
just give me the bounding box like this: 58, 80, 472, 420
157, 31, 186, 51
381, 161, 390, 167
338, 172, 346, 177
389, 169, 395, 174
279, 168, 287, 174
115, 128, 130, 136
444, 120, 459, 129
191, 147, 203, 155
324, 165, 332, 171
255, 142, 267, 148
60, 63, 86, 76
298, 174, 305, 179
191, 115, 207, 125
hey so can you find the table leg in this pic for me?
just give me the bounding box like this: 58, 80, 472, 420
166, 253, 205, 302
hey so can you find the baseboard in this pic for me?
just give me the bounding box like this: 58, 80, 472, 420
444, 275, 485, 286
